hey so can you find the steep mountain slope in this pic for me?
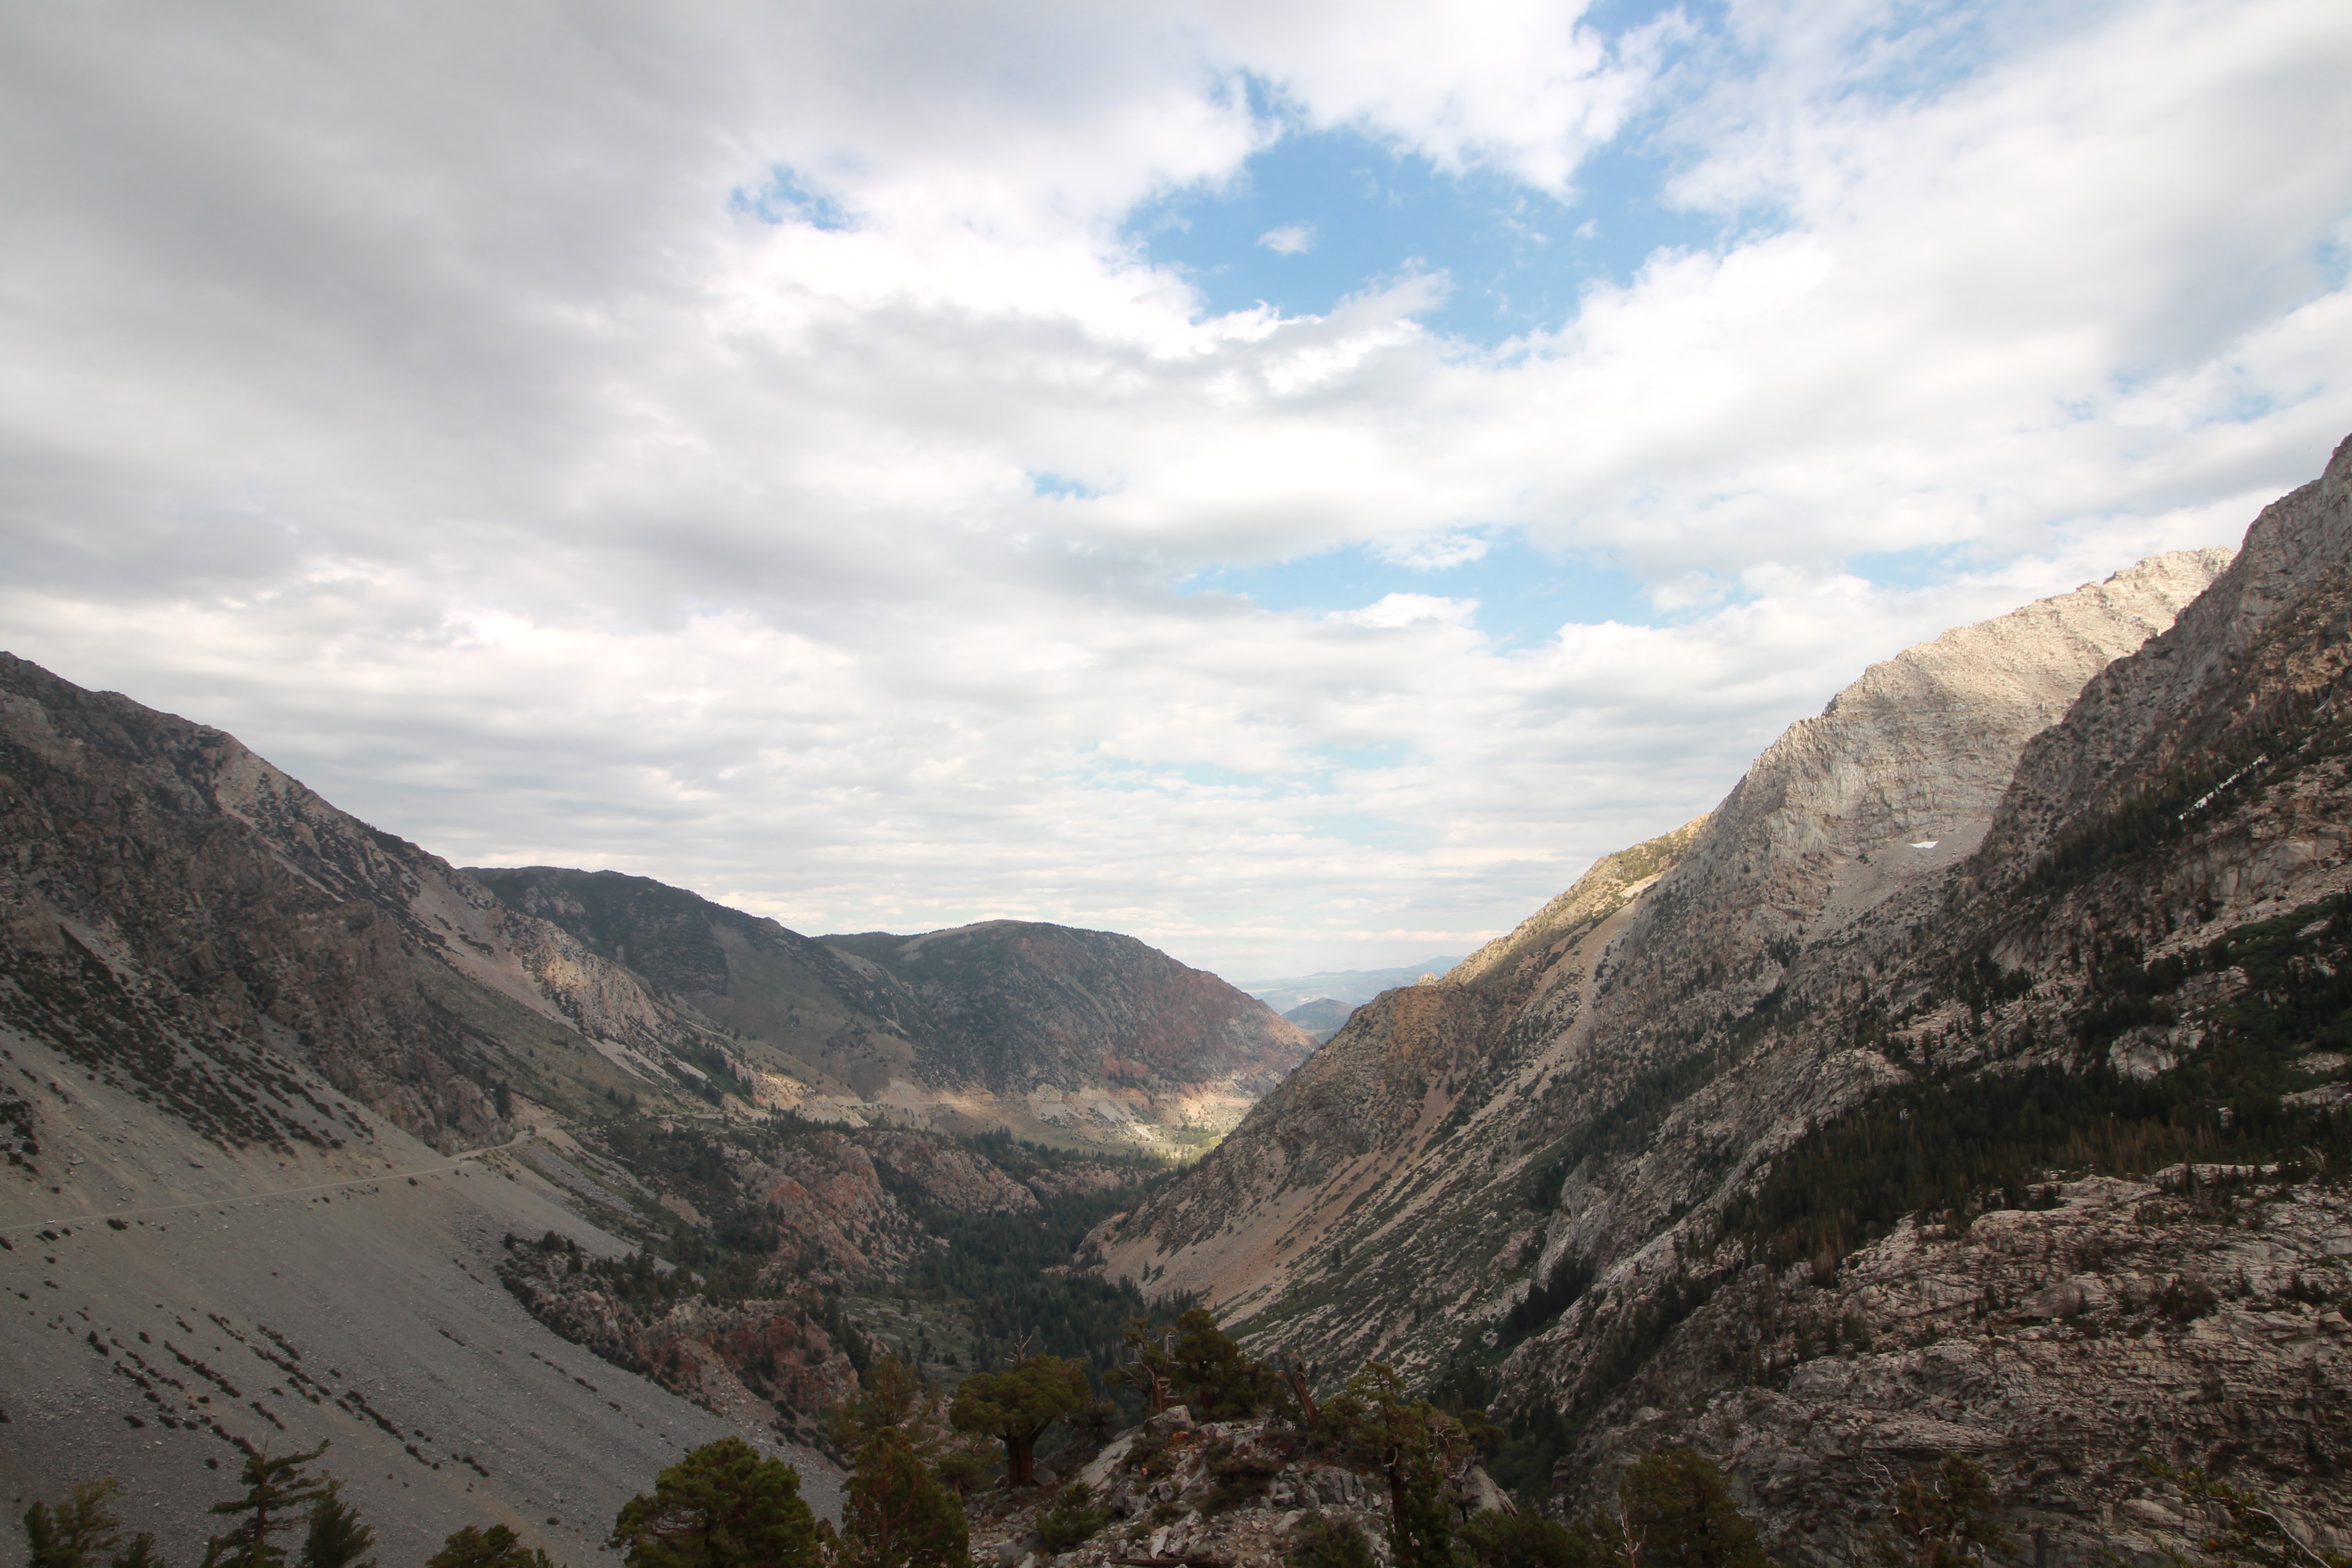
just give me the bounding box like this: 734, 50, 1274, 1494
0, 661, 867, 1552
0, 654, 1298, 1165
473, 867, 1312, 1153
0, 658, 1235, 1549
0, 1019, 843, 1564
467, 866, 932, 1112
0, 655, 717, 1154
1087, 817, 1707, 1326
1098, 547, 2228, 1352
1095, 442, 2352, 1564
1491, 439, 2352, 1562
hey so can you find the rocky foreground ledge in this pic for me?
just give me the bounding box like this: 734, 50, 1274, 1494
963, 1402, 1496, 1568
1540, 1166, 2352, 1566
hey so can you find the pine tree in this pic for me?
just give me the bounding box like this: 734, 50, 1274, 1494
609, 1437, 820, 1568
201, 1445, 333, 1568
425, 1526, 555, 1568
1165, 1309, 1274, 1421
1319, 1363, 1471, 1568
22, 1479, 165, 1568
1869, 1455, 2011, 1568
831, 1428, 969, 1568
827, 1357, 996, 1496
1286, 1514, 1376, 1568
829, 1357, 930, 1456
1616, 1449, 1769, 1568
292, 1482, 374, 1568
1106, 1319, 1173, 1415
1034, 1483, 1110, 1554
1459, 1511, 1594, 1568
947, 1357, 1090, 1487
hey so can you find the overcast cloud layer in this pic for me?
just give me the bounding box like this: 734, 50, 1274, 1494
3, 0, 2349, 979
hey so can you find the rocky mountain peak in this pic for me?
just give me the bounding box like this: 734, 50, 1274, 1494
1082, 442, 2352, 1564
1598, 547, 2233, 1035
1978, 435, 2352, 878
1097, 544, 2230, 1340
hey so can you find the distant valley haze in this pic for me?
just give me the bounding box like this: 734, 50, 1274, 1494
1, 1, 2348, 980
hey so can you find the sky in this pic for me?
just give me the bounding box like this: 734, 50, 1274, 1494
2, 0, 2349, 981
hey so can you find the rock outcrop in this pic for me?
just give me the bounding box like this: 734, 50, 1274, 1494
959, 1406, 1446, 1568
497, 1232, 866, 1446
1610, 1170, 2352, 1567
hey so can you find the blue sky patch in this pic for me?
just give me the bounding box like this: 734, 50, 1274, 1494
1030, 471, 1101, 499
1184, 533, 1660, 643
1124, 121, 1718, 348
731, 167, 855, 230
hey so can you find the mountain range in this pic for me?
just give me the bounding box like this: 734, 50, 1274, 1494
1089, 438, 2352, 1562
0, 659, 1299, 1553
8, 437, 2352, 1566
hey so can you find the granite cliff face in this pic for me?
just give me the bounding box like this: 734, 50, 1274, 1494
1098, 547, 2230, 1348
1080, 455, 2352, 1568
1491, 442, 2352, 1562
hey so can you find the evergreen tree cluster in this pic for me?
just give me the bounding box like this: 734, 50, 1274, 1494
20, 1445, 395, 1568
874, 1160, 1163, 1374
1726, 892, 2352, 1271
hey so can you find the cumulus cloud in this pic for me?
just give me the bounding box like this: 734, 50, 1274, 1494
1258, 221, 1317, 255
1199, 0, 1656, 192
0, 0, 2347, 976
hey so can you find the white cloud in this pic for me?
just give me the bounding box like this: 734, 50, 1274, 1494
0, 0, 2348, 977
1258, 221, 1317, 255
1324, 593, 1479, 628
1380, 531, 1491, 570
1199, 0, 1659, 192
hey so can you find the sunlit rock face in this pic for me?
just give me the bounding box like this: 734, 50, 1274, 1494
1080, 444, 2352, 1562
1097, 545, 2230, 1360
